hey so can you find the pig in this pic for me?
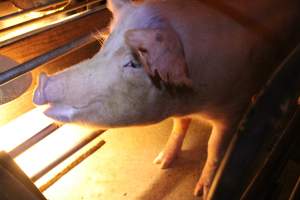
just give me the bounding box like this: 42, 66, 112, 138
33, 0, 300, 198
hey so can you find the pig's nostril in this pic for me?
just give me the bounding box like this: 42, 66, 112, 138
33, 89, 45, 105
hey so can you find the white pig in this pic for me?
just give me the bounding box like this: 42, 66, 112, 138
33, 0, 300, 198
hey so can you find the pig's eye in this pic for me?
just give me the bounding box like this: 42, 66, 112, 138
123, 60, 141, 68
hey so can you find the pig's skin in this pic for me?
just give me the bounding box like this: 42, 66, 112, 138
33, 0, 300, 198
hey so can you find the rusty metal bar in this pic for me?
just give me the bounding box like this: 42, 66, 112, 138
0, 33, 95, 85
8, 123, 60, 158
31, 130, 105, 182
38, 140, 106, 192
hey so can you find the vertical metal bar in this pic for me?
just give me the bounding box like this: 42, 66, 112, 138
209, 44, 300, 200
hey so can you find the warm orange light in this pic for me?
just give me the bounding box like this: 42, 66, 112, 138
15, 122, 96, 178
0, 106, 99, 189
0, 6, 66, 29
1, 11, 43, 29
0, 106, 54, 152
0, 7, 76, 44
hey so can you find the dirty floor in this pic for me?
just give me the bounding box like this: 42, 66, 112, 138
42, 119, 211, 200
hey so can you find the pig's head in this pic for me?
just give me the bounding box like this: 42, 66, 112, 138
33, 0, 192, 128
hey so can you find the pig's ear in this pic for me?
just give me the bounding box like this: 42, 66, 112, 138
125, 28, 192, 88
107, 0, 131, 14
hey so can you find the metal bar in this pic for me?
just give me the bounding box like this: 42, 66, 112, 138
38, 140, 106, 192
0, 0, 104, 32
31, 130, 105, 182
0, 33, 95, 85
241, 110, 300, 199
209, 43, 300, 199
8, 123, 60, 158
0, 0, 69, 21
289, 176, 300, 200
0, 4, 106, 48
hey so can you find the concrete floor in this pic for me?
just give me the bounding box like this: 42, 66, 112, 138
42, 119, 212, 200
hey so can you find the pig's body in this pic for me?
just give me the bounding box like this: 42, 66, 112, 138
33, 0, 300, 198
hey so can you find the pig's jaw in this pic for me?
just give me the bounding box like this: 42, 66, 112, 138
44, 104, 78, 122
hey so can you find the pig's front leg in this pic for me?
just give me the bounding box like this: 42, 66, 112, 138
154, 117, 191, 169
194, 123, 232, 199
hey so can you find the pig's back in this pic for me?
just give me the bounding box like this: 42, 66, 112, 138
144, 0, 300, 115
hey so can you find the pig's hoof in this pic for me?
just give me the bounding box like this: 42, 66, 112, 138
194, 163, 218, 199
194, 176, 209, 199
153, 150, 177, 169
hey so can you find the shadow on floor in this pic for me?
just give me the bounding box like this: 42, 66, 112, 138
137, 120, 211, 200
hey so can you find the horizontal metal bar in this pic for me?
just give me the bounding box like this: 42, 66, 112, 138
0, 4, 106, 48
8, 123, 60, 158
31, 129, 106, 182
0, 0, 107, 47
0, 0, 105, 32
0, 33, 96, 85
38, 139, 106, 192
0, 0, 69, 21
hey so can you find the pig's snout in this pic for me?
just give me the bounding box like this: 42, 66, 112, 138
33, 72, 49, 105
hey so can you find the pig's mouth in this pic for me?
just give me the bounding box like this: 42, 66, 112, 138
33, 73, 79, 122
34, 79, 105, 123
43, 104, 79, 122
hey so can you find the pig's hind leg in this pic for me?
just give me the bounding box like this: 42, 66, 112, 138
153, 117, 191, 169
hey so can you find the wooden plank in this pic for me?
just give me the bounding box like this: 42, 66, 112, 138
0, 9, 111, 63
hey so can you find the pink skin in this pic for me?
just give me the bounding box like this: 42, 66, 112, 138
33, 0, 300, 198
